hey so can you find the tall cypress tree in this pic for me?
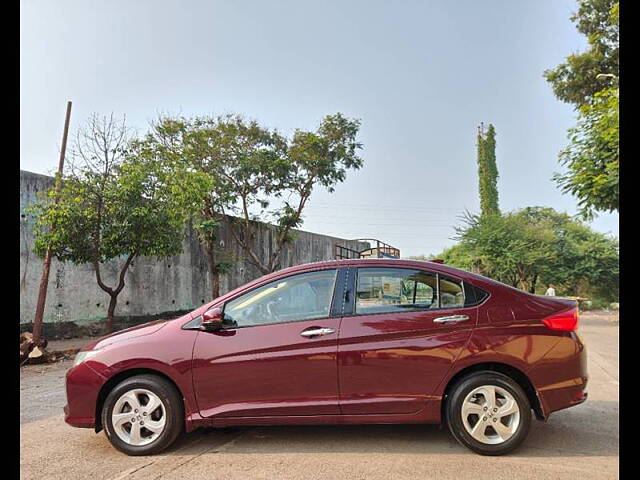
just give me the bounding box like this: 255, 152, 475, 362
477, 123, 500, 216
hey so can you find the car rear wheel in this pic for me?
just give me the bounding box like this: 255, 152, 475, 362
101, 374, 183, 456
445, 372, 531, 456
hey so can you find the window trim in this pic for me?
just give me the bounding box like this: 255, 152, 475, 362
181, 314, 203, 330
219, 268, 341, 330
463, 282, 491, 307
352, 266, 469, 317
330, 267, 350, 318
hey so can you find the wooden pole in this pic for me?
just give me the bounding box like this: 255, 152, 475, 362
32, 101, 72, 346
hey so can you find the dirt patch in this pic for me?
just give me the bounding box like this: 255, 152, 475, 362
20, 358, 74, 423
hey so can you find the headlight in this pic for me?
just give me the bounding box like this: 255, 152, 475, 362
73, 350, 101, 367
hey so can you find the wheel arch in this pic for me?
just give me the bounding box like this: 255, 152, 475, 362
94, 368, 186, 433
441, 362, 545, 422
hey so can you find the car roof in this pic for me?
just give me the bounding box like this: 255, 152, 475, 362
273, 258, 475, 279
189, 257, 504, 318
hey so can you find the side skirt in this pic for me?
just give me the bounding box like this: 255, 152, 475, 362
188, 400, 443, 429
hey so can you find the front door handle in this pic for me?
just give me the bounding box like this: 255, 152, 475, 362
433, 314, 470, 324
300, 327, 336, 338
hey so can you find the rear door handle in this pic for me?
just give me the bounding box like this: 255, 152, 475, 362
433, 314, 470, 324
300, 327, 336, 338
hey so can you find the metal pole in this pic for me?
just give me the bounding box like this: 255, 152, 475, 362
32, 101, 72, 346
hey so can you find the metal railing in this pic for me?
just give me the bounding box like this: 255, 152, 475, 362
334, 238, 400, 260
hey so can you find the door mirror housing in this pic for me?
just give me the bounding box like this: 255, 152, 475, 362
201, 307, 224, 331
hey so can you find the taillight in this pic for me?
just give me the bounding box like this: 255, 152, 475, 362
542, 307, 579, 331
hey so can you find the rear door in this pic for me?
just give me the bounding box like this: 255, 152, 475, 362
337, 266, 478, 415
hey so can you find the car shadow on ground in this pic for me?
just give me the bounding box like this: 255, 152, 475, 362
160, 400, 618, 459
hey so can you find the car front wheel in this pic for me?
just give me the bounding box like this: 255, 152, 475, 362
445, 372, 532, 456
101, 374, 184, 456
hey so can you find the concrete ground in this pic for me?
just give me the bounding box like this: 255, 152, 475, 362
20, 312, 619, 479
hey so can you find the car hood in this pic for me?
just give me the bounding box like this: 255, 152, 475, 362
82, 319, 170, 351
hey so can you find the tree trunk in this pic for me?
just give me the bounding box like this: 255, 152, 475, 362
106, 294, 118, 333
204, 243, 221, 299
520, 278, 528, 291
211, 268, 220, 299
20, 332, 35, 361
93, 253, 135, 334
227, 220, 270, 275
529, 274, 538, 294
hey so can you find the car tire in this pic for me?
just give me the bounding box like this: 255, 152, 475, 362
101, 374, 184, 456
445, 371, 532, 456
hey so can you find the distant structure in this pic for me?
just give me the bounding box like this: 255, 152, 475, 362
334, 238, 400, 260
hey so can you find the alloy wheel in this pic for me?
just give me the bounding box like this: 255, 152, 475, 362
460, 385, 520, 445
111, 388, 167, 446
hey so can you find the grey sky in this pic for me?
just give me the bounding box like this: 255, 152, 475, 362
20, 0, 618, 257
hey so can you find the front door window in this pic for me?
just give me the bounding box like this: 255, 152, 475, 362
224, 269, 338, 327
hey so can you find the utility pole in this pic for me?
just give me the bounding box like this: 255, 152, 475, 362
32, 101, 72, 346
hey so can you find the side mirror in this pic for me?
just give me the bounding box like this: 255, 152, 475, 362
201, 307, 224, 331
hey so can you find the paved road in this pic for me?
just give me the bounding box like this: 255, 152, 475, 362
20, 313, 619, 479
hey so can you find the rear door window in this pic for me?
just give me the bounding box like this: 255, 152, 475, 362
355, 268, 438, 314
439, 275, 465, 308
355, 268, 466, 314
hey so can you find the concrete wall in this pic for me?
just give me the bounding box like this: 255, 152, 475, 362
20, 170, 366, 328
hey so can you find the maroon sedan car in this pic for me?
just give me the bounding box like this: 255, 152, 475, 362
65, 258, 587, 456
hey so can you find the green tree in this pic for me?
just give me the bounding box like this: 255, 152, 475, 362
516, 207, 618, 299
29, 114, 208, 332
454, 210, 555, 291
138, 113, 285, 298
441, 206, 618, 299
554, 87, 619, 219
477, 123, 499, 217
219, 112, 363, 275
545, 0, 618, 217
436, 244, 477, 273
144, 112, 364, 293
544, 0, 618, 108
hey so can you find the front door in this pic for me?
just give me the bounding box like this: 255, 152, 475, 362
338, 266, 477, 415
192, 268, 342, 418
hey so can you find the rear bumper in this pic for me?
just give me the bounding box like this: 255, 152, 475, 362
528, 331, 588, 419
64, 361, 106, 428
536, 376, 588, 418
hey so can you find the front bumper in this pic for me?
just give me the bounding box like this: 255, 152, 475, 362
64, 361, 106, 428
